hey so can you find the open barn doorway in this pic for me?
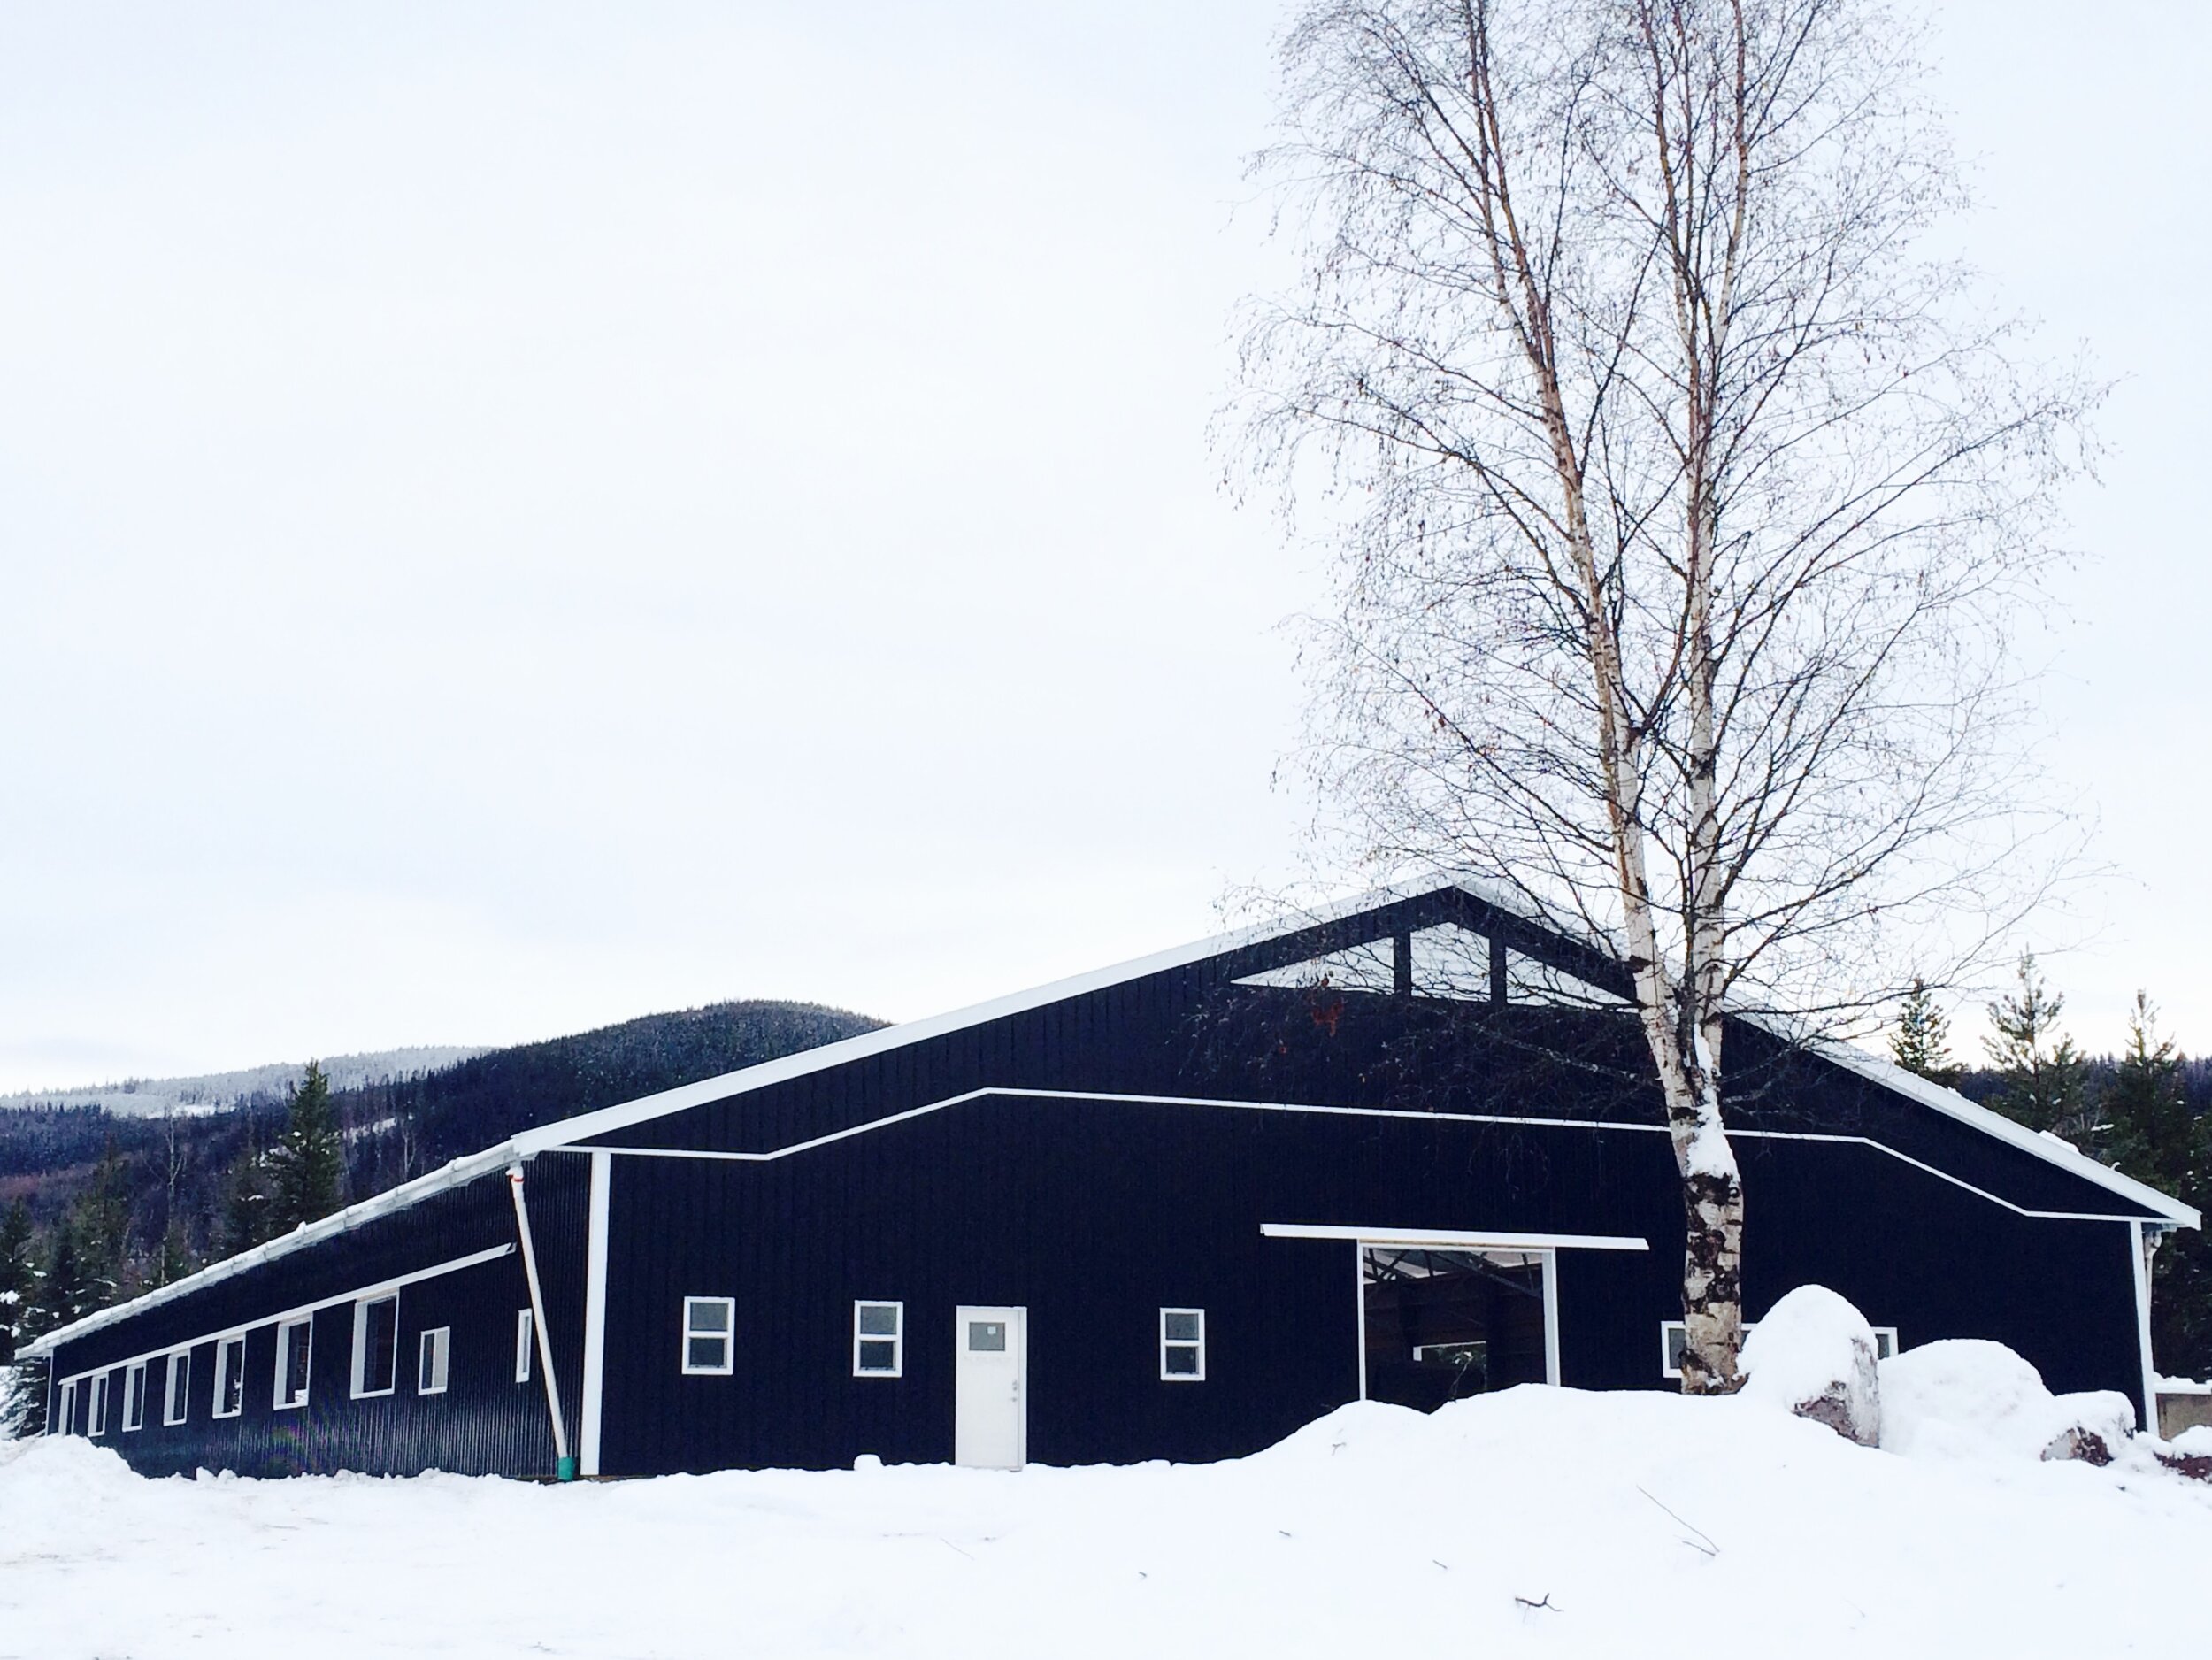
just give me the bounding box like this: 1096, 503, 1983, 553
1360, 1246, 1555, 1410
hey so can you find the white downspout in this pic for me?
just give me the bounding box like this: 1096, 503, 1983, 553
2130, 1219, 2160, 1435
507, 1163, 573, 1479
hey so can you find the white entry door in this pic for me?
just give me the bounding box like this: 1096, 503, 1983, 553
954, 1305, 1027, 1470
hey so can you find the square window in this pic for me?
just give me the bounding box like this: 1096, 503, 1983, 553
164, 1351, 191, 1426
516, 1309, 535, 1384
353, 1294, 400, 1398
88, 1373, 109, 1436
1160, 1308, 1205, 1382
122, 1362, 147, 1432
419, 1326, 451, 1395
682, 1296, 734, 1375
967, 1320, 1006, 1353
853, 1301, 904, 1377
275, 1318, 313, 1410
215, 1336, 246, 1418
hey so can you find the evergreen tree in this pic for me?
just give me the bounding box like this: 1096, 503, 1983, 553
2101, 994, 2212, 1378
225, 1110, 276, 1252
1984, 952, 2095, 1147
37, 1217, 93, 1332
1890, 978, 1962, 1086
268, 1061, 344, 1235
0, 1199, 32, 1364
74, 1138, 136, 1306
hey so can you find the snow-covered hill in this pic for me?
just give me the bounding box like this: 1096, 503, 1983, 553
2, 1384, 2206, 1658
0, 1047, 488, 1118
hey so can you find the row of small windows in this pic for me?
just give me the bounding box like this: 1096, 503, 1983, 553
57, 1293, 531, 1436
680, 1297, 1208, 1382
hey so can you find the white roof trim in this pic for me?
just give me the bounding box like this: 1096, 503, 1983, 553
511, 883, 1426, 1157
18, 1141, 522, 1359
517, 878, 2194, 1228
1796, 1034, 2198, 1228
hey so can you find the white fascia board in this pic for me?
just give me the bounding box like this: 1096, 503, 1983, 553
512, 875, 2198, 1229
18, 1141, 522, 1360
1794, 1034, 2199, 1228
513, 883, 1432, 1157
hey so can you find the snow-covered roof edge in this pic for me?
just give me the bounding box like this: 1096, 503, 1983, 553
21, 877, 2195, 1359
519, 877, 2194, 1227
17, 1141, 523, 1360
1793, 1034, 2198, 1228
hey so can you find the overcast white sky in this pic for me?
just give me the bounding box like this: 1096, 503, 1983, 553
0, 1, 2204, 1090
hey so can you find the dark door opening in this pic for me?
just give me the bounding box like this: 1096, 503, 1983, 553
1362, 1246, 1549, 1410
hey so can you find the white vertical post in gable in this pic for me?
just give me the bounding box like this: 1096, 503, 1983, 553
580, 1149, 612, 1477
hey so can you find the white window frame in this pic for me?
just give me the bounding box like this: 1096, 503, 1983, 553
164, 1350, 191, 1426
515, 1308, 534, 1383
418, 1326, 451, 1395
1659, 1319, 1900, 1379
214, 1334, 246, 1418
681, 1295, 735, 1376
89, 1372, 109, 1435
122, 1360, 147, 1432
351, 1293, 402, 1399
57, 1379, 77, 1436
1160, 1307, 1206, 1382
274, 1317, 313, 1410
852, 1300, 904, 1378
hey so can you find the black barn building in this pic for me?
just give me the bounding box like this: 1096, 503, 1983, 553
24, 883, 2198, 1477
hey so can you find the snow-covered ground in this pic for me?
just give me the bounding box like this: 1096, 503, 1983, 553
3, 1382, 2208, 1659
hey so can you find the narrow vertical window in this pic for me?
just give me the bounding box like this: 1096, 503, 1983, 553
418, 1326, 451, 1395
515, 1309, 534, 1383
215, 1335, 246, 1418
165, 1350, 191, 1426
123, 1361, 148, 1431
1160, 1308, 1205, 1380
89, 1372, 110, 1435
681, 1296, 734, 1375
352, 1294, 401, 1398
274, 1318, 313, 1410
57, 1379, 77, 1436
853, 1301, 904, 1377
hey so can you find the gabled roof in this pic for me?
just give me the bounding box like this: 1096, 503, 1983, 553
21, 879, 2197, 1359
514, 876, 2194, 1227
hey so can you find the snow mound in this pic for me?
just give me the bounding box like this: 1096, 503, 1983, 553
2, 1387, 2209, 1657
2169, 1425, 2212, 1456
1878, 1339, 2135, 1465
1740, 1285, 1880, 1445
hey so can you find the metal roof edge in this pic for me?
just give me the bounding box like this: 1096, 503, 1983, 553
16, 1141, 521, 1360
1794, 1033, 2200, 1228
516, 881, 1443, 1155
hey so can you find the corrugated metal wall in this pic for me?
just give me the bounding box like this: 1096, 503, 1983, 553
46, 1157, 588, 1479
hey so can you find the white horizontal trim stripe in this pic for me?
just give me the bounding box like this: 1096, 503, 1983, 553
20, 1144, 524, 1358
511, 878, 2193, 1229
576, 1087, 2160, 1225
50, 1244, 516, 1389
1262, 1223, 1648, 1251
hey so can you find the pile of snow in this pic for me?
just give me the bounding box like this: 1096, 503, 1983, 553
1739, 1285, 1881, 1445
1879, 1339, 2135, 1466
3, 1381, 2208, 1658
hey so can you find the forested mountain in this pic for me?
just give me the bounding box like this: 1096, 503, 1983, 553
0, 1047, 490, 1120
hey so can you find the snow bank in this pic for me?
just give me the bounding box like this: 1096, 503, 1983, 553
1739, 1285, 1880, 1444
1879, 1340, 2133, 1466
3, 1385, 2208, 1659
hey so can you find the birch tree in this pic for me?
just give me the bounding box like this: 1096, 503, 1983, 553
1233, 0, 2090, 1389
